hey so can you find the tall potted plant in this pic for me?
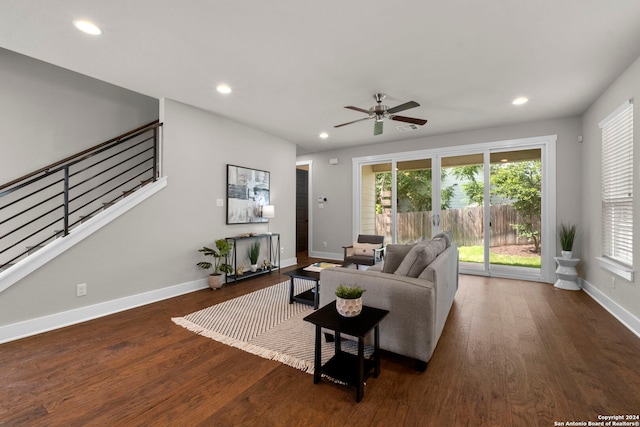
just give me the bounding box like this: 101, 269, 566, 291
558, 222, 577, 259
248, 240, 261, 272
197, 239, 234, 290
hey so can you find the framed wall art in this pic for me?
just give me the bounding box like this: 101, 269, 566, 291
226, 164, 270, 224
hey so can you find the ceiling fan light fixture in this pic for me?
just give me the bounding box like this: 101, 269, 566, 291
334, 93, 427, 136
73, 20, 102, 35
512, 97, 528, 105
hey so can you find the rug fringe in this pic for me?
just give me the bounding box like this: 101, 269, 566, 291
172, 317, 315, 374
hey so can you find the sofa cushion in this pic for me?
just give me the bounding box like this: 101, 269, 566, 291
433, 231, 453, 248
394, 238, 446, 278
382, 244, 415, 273
352, 242, 381, 256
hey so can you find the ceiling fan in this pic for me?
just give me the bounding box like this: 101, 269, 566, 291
334, 93, 428, 136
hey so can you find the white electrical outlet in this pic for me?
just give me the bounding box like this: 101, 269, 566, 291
76, 283, 87, 297
216, 199, 224, 207
280, 247, 285, 254
323, 241, 327, 248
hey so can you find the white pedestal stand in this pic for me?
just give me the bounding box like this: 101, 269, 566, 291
554, 257, 580, 291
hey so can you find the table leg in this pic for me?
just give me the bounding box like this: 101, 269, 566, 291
313, 280, 319, 309
357, 337, 365, 402
373, 325, 380, 378
335, 331, 341, 354
289, 277, 294, 304
314, 325, 321, 384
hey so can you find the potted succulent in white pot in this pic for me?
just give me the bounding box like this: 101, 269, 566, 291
335, 284, 366, 317
248, 240, 261, 272
197, 239, 234, 290
558, 222, 577, 259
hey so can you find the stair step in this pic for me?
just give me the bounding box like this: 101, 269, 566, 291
80, 215, 92, 223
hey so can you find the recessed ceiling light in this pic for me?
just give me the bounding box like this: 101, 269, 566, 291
512, 97, 528, 105
319, 132, 329, 139
73, 20, 102, 35
216, 84, 232, 94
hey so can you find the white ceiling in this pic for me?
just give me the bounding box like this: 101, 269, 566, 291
2, 1, 640, 155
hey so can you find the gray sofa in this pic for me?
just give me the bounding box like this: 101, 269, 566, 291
319, 233, 459, 369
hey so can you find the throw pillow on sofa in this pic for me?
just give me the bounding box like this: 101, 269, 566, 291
382, 244, 415, 273
394, 238, 447, 278
352, 242, 381, 256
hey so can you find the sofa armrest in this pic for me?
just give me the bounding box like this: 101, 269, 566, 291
420, 244, 459, 342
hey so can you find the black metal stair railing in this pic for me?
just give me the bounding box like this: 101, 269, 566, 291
0, 120, 162, 270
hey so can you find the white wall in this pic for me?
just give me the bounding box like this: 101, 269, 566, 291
0, 97, 296, 326
581, 54, 640, 322
0, 48, 159, 183
298, 117, 582, 260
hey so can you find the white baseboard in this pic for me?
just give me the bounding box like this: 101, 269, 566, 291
308, 251, 342, 261
581, 279, 640, 339
0, 259, 303, 344
0, 277, 206, 344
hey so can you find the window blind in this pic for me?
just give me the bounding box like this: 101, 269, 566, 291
600, 99, 633, 267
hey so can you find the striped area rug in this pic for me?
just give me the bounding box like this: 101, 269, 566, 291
172, 279, 368, 374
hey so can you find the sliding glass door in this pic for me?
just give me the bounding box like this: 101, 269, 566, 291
360, 161, 393, 243
440, 153, 486, 272
488, 149, 542, 275
354, 135, 555, 282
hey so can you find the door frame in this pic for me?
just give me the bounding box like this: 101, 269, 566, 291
352, 135, 557, 283
296, 160, 313, 255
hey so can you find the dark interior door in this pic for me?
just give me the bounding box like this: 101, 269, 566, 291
296, 168, 309, 253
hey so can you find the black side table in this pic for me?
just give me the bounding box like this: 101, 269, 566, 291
303, 302, 389, 402
284, 267, 320, 309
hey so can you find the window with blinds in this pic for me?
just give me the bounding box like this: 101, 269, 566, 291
600, 99, 634, 268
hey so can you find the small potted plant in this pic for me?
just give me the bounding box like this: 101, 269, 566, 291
197, 239, 234, 290
335, 284, 366, 317
248, 240, 261, 272
558, 222, 577, 259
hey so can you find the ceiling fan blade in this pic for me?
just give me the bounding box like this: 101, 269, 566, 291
387, 101, 420, 114
334, 117, 372, 128
374, 121, 383, 135
390, 115, 428, 126
344, 106, 370, 114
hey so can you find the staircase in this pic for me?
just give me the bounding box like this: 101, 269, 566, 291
0, 121, 163, 276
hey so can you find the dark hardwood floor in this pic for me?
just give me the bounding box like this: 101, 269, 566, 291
2, 254, 640, 426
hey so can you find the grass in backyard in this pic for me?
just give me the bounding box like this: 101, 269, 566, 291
458, 245, 541, 268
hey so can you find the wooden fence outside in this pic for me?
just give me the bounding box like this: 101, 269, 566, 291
375, 204, 540, 247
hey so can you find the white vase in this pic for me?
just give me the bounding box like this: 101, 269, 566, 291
561, 250, 573, 259
250, 264, 258, 272
336, 297, 363, 317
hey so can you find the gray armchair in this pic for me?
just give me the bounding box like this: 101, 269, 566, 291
342, 234, 385, 269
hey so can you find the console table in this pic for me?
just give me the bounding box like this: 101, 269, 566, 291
225, 233, 280, 284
